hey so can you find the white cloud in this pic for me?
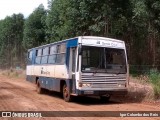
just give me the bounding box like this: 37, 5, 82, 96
0, 0, 48, 19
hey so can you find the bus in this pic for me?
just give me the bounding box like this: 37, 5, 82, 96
26, 36, 129, 102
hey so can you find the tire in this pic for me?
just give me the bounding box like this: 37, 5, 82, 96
63, 84, 72, 102
100, 96, 110, 103
36, 81, 44, 94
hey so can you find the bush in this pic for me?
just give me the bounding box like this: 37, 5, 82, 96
1, 69, 25, 78
149, 69, 160, 99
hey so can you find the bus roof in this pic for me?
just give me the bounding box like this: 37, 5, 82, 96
28, 36, 124, 51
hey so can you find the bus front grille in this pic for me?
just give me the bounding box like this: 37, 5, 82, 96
81, 73, 126, 88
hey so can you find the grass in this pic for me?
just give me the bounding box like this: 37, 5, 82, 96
148, 69, 160, 99
130, 67, 160, 100
1, 68, 25, 79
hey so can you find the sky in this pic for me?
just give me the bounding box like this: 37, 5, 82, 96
0, 0, 48, 20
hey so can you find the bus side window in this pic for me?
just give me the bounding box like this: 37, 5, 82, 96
57, 45, 60, 53
48, 45, 56, 64
35, 49, 42, 64
28, 51, 32, 64
56, 43, 66, 64
41, 47, 49, 64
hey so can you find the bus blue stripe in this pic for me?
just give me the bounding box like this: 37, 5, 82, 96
67, 38, 78, 48
66, 48, 70, 69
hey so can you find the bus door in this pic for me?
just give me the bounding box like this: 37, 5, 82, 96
69, 47, 77, 93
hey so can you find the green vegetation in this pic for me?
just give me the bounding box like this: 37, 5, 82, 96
0, 0, 160, 68
0, 0, 159, 68
130, 67, 160, 99
149, 70, 160, 99
1, 68, 25, 78
0, 14, 24, 68
23, 4, 47, 49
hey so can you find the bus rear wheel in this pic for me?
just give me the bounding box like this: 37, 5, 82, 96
36, 81, 44, 94
63, 84, 72, 102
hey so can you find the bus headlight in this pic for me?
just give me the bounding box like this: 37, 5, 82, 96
82, 83, 91, 87
78, 83, 91, 87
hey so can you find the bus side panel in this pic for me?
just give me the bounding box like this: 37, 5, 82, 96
54, 65, 69, 79
38, 77, 46, 88
26, 49, 36, 83
26, 65, 36, 83
45, 77, 60, 91
34, 65, 48, 77
26, 75, 36, 83
37, 77, 61, 92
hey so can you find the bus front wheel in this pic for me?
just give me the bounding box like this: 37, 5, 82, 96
63, 84, 72, 102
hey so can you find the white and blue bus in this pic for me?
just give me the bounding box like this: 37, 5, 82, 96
26, 36, 129, 102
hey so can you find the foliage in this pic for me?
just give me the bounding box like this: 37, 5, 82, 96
0, 0, 160, 79
23, 4, 47, 49
148, 69, 160, 98
0, 14, 24, 68
46, 0, 132, 41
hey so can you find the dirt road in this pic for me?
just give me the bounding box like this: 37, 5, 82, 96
0, 75, 159, 120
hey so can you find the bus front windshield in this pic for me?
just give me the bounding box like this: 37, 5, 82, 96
81, 46, 127, 74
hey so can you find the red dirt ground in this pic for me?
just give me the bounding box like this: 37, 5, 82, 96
0, 74, 159, 120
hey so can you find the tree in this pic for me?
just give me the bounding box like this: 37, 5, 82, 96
0, 14, 24, 68
23, 4, 47, 49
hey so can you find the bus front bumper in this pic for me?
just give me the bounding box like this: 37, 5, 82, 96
76, 89, 128, 96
